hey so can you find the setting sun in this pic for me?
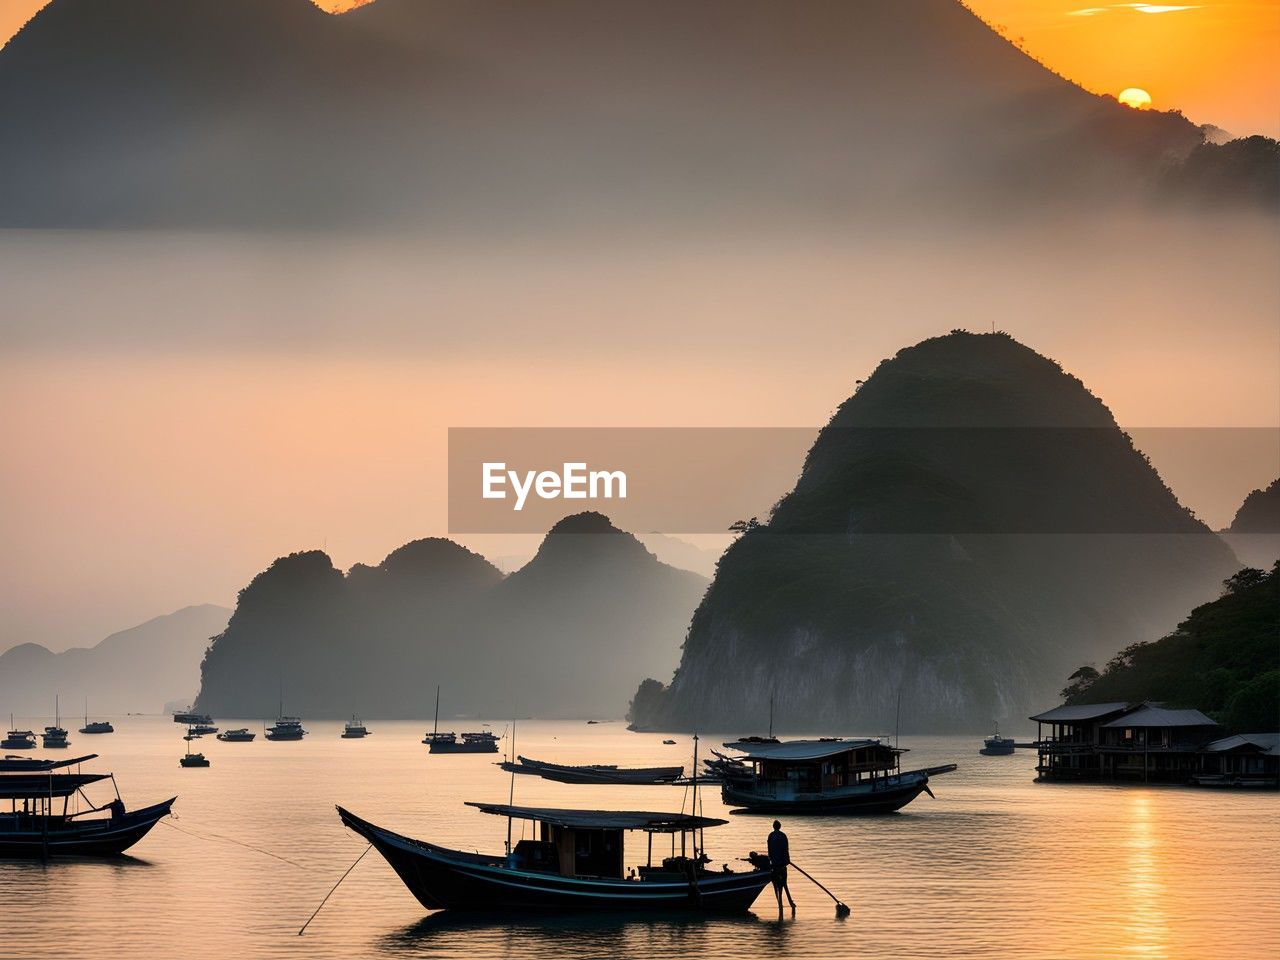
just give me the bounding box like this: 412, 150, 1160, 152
1118, 87, 1154, 109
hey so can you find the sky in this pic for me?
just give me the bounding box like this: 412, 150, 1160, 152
0, 0, 1277, 654
1, 0, 1277, 136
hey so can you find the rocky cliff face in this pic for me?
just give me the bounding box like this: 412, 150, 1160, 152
194, 515, 706, 718
629, 332, 1240, 732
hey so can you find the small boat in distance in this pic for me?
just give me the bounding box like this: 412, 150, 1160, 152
717, 738, 957, 814
502, 756, 684, 785
42, 698, 69, 749
979, 725, 1016, 756
1, 753, 174, 858
216, 728, 256, 742
188, 724, 219, 736
78, 700, 114, 734
663, 739, 677, 745
180, 734, 210, 768
3, 716, 37, 750
172, 710, 212, 725
342, 716, 370, 738
265, 717, 306, 741
423, 686, 497, 753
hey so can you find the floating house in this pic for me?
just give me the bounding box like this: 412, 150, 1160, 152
1031, 701, 1278, 788
1196, 733, 1280, 788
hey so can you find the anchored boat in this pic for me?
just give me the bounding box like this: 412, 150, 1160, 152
0, 754, 174, 858
979, 727, 1016, 756
172, 710, 212, 725
422, 686, 497, 753
502, 756, 684, 785
716, 738, 956, 814
336, 802, 771, 914
2, 716, 37, 751
78, 701, 114, 735
216, 728, 256, 742
342, 715, 370, 739
265, 717, 306, 741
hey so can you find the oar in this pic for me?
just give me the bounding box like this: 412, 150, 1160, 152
790, 862, 851, 918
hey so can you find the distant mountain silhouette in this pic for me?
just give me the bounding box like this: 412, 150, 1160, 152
1221, 478, 1280, 568
193, 515, 706, 718
636, 533, 724, 578
1063, 563, 1278, 733
1228, 479, 1280, 533
1, 0, 1261, 228
0, 604, 230, 717
628, 332, 1241, 732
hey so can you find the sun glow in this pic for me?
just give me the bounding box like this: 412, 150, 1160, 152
1118, 87, 1153, 109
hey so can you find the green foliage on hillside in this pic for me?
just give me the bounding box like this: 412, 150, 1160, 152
1064, 563, 1280, 732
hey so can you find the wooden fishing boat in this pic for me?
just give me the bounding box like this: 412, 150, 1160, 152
717, 738, 957, 814
336, 802, 772, 914
0, 754, 174, 858
502, 756, 684, 785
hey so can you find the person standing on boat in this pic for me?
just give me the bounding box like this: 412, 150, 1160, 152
767, 820, 796, 915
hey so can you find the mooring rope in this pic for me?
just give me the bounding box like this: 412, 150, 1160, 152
297, 843, 373, 936
160, 816, 311, 871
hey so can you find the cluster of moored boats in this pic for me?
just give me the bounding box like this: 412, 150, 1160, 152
3, 699, 966, 920
3, 699, 115, 752
337, 728, 959, 914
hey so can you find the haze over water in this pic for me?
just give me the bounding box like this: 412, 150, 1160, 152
5, 718, 1276, 960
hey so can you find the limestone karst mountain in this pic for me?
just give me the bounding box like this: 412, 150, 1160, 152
628, 332, 1241, 732
193, 515, 706, 718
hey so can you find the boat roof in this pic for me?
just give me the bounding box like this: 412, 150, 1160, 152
0, 772, 112, 799
1099, 704, 1217, 728
1028, 702, 1131, 723
725, 738, 893, 762
1203, 733, 1280, 755
0, 753, 99, 772
466, 802, 726, 833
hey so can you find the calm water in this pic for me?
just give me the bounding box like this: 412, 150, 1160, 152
3, 717, 1277, 960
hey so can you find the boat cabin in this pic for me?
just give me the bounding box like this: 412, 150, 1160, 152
465, 802, 725, 880
1, 754, 116, 827
727, 738, 904, 791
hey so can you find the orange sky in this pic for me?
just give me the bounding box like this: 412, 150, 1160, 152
0, 0, 1276, 135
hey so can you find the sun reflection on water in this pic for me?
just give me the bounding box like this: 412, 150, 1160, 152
1122, 793, 1169, 959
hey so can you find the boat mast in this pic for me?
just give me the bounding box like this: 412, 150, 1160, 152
506, 718, 516, 856
432, 685, 440, 739
691, 733, 699, 861
768, 692, 774, 739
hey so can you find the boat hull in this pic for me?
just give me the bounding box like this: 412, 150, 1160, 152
0, 798, 175, 858
721, 771, 936, 814
513, 757, 683, 785
337, 807, 771, 914
428, 741, 498, 753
